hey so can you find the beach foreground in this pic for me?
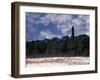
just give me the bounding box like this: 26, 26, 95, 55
26, 57, 90, 67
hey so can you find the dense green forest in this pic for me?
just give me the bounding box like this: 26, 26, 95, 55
26, 34, 89, 58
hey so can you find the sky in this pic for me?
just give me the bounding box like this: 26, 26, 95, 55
26, 12, 90, 41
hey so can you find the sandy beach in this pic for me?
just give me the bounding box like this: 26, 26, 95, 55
26, 57, 90, 67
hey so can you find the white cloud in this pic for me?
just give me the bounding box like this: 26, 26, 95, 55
72, 15, 90, 36
72, 15, 89, 27
39, 30, 62, 40
39, 30, 55, 39
26, 13, 42, 25
57, 24, 71, 36
39, 14, 73, 36
40, 14, 73, 25
72, 18, 82, 26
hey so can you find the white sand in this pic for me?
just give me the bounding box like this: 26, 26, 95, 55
26, 57, 90, 67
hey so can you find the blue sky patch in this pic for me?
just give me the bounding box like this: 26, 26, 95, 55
26, 12, 90, 41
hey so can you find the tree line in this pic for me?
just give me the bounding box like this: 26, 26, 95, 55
26, 34, 89, 58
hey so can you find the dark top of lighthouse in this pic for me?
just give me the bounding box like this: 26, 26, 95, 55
71, 26, 74, 38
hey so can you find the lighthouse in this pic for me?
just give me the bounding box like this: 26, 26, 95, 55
71, 26, 74, 38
